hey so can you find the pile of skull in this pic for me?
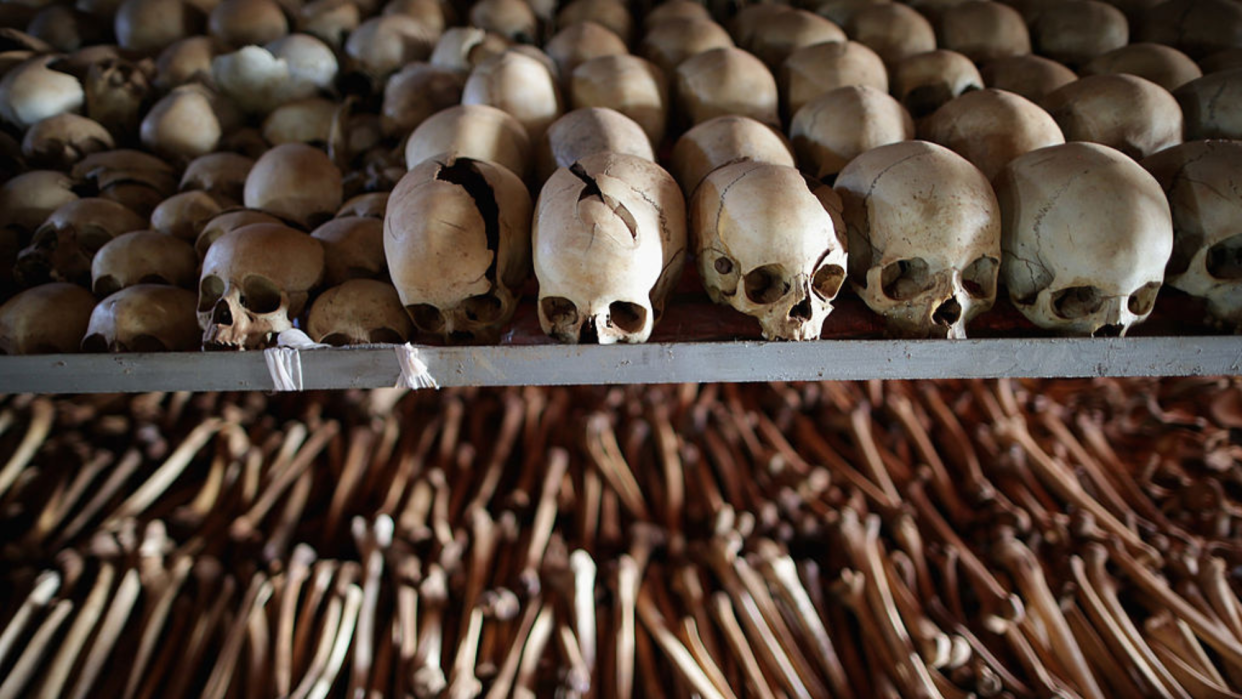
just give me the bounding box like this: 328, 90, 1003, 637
0, 0, 1240, 352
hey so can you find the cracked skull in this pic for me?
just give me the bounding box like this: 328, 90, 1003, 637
835, 140, 1002, 339
691, 161, 847, 341
1142, 139, 1242, 329
996, 142, 1172, 336
197, 222, 325, 349
533, 152, 686, 344
83, 284, 200, 352
384, 155, 532, 344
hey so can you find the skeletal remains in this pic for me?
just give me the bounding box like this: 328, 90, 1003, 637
1, 378, 1241, 697
0, 0, 1234, 352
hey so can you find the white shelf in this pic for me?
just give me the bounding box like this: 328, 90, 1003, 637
1, 336, 1238, 394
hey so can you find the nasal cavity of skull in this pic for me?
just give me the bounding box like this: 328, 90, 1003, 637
1206, 234, 1242, 280
607, 301, 646, 333
1127, 281, 1161, 316
436, 159, 502, 281
962, 256, 997, 298
1051, 285, 1104, 319
240, 275, 282, 314
881, 258, 933, 300
812, 264, 846, 299
745, 265, 790, 304
409, 304, 445, 332
462, 292, 503, 323
933, 297, 962, 325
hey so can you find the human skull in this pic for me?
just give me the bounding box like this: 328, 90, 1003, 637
979, 55, 1076, 102
306, 278, 414, 345
92, 230, 197, 296
195, 209, 283, 259
936, 0, 1030, 63
669, 114, 795, 196
72, 149, 178, 218
384, 155, 532, 343
675, 47, 779, 128
920, 88, 1065, 182
181, 152, 254, 205
537, 107, 655, 184
1040, 74, 1183, 159
311, 216, 386, 286
15, 197, 146, 287
404, 104, 532, 179
1174, 69, 1242, 141
197, 222, 325, 349
570, 55, 669, 149
790, 85, 914, 180
1142, 140, 1242, 329
890, 49, 982, 118
781, 40, 889, 118
21, 113, 114, 170
244, 143, 343, 229
461, 49, 563, 142
0, 282, 96, 354
82, 284, 199, 352
996, 142, 1172, 336
835, 140, 1002, 338
692, 161, 847, 341
533, 152, 686, 344
1080, 43, 1201, 92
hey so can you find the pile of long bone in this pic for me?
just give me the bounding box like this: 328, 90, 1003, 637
1, 0, 1242, 352
0, 379, 1240, 697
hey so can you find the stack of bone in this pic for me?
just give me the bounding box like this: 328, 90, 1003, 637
0, 0, 1241, 351
1, 378, 1242, 697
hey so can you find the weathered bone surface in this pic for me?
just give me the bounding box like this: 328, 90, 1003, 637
670, 115, 794, 196
462, 49, 563, 142
20, 113, 114, 170
0, 56, 84, 130
745, 9, 845, 70
180, 152, 254, 205
83, 284, 199, 352
92, 229, 197, 296
937, 0, 1030, 63
979, 54, 1077, 102
569, 55, 669, 150
675, 47, 779, 128
544, 21, 627, 87
197, 222, 325, 349
791, 85, 914, 180
1080, 43, 1202, 91
243, 143, 343, 229
405, 104, 531, 179
538, 108, 655, 184
306, 278, 414, 345
428, 26, 510, 73
150, 191, 224, 242
16, 197, 147, 288
836, 140, 1002, 338
889, 49, 980, 118
1143, 139, 1242, 330
385, 155, 531, 344
1031, 0, 1128, 66
1040, 74, 1183, 159
1174, 68, 1242, 141
311, 216, 387, 287
0, 171, 79, 235
692, 161, 847, 341
781, 40, 888, 118
640, 17, 734, 78
533, 152, 685, 344
195, 210, 283, 260
846, 3, 936, 64
0, 282, 96, 354
381, 62, 465, 137
920, 88, 1065, 182
557, 0, 634, 45
996, 142, 1172, 336
139, 84, 223, 162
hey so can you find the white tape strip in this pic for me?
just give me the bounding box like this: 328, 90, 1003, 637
264, 347, 303, 391
394, 343, 439, 390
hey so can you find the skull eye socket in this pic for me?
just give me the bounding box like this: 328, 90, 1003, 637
198, 275, 224, 312
1127, 281, 1161, 316
744, 265, 790, 305
461, 292, 503, 323
370, 327, 405, 344
1167, 228, 1203, 277
1206, 234, 1242, 280
880, 258, 934, 301
541, 296, 579, 327
240, 275, 283, 314
812, 264, 845, 300
608, 301, 647, 334
409, 304, 445, 332
962, 256, 998, 299
1051, 286, 1105, 319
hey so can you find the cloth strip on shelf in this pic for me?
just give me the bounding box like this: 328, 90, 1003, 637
264, 347, 303, 391
395, 343, 439, 390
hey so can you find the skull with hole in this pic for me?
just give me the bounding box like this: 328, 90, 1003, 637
197, 222, 325, 349
1142, 139, 1242, 329
82, 284, 199, 352
15, 197, 147, 288
692, 161, 847, 341
835, 140, 1002, 338
384, 154, 531, 344
92, 230, 198, 296
534, 152, 686, 344
306, 278, 414, 345
996, 142, 1172, 336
